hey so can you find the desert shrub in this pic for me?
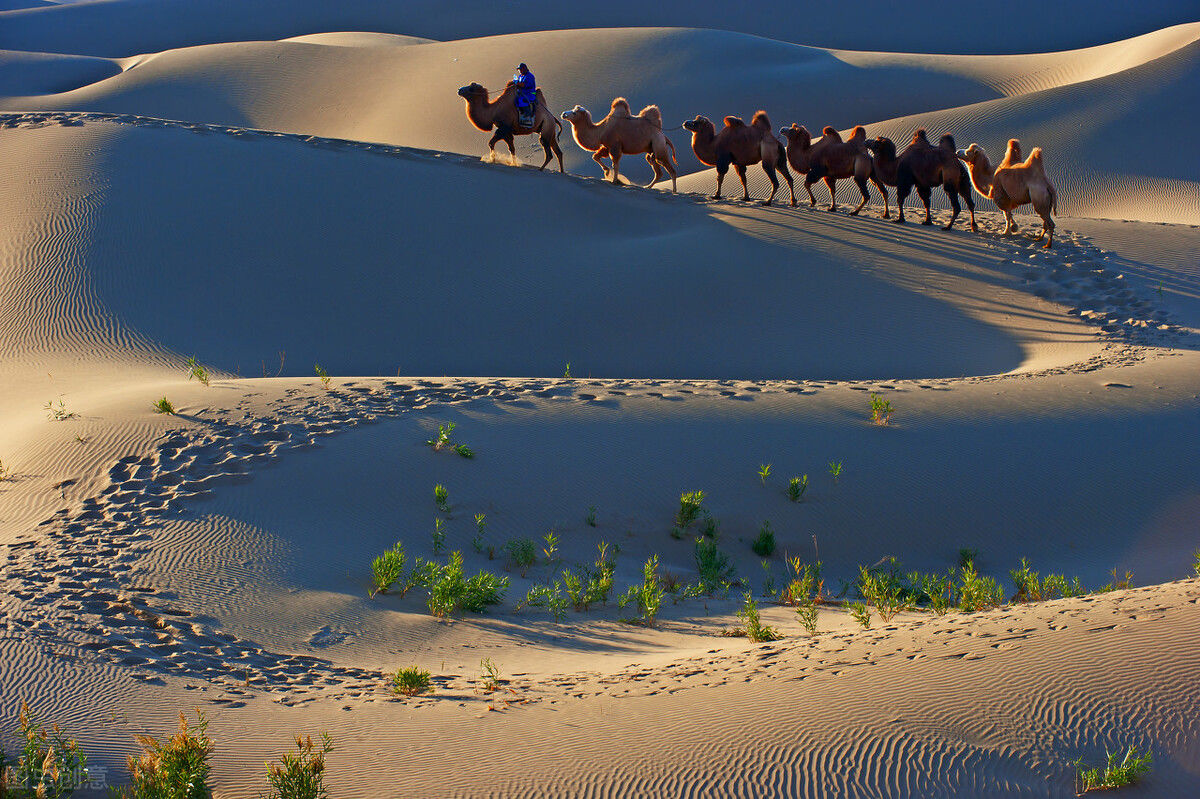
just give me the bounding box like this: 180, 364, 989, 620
796, 602, 819, 636
426, 552, 509, 617
265, 733, 333, 799
787, 475, 808, 502
958, 548, 978, 569
9, 703, 89, 798
781, 557, 822, 605
393, 667, 431, 697
425, 423, 454, 450
757, 463, 772, 485
827, 461, 843, 481
694, 537, 735, 594
869, 393, 894, 425
472, 514, 487, 553
44, 398, 76, 421
1193, 550, 1200, 579
698, 513, 719, 538
431, 518, 446, 554
849, 601, 871, 630
521, 581, 567, 622
401, 558, 438, 597
0, 459, 9, 480
618, 555, 664, 626
733, 593, 780, 642
859, 564, 911, 622
581, 541, 616, 606
957, 563, 1003, 612
116, 710, 211, 799
153, 397, 175, 415
1009, 558, 1084, 603
185, 356, 209, 387
751, 521, 776, 557
1096, 568, 1134, 593
675, 490, 706, 530
917, 570, 955, 615
313, 363, 330, 390
1075, 746, 1152, 794
541, 531, 559, 562
370, 542, 406, 596
479, 658, 501, 692
502, 538, 538, 575
433, 484, 448, 512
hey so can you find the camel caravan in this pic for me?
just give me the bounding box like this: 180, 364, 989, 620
458, 71, 1059, 248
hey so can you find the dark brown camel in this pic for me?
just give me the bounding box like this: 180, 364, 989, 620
458, 81, 564, 171
785, 125, 887, 216
683, 112, 795, 206
868, 130, 975, 230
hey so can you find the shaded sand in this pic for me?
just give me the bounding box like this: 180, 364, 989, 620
2, 9, 1200, 799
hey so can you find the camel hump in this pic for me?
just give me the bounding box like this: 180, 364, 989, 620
848, 125, 867, 140
751, 110, 771, 128
821, 126, 842, 141
724, 116, 746, 128
610, 97, 632, 116
1027, 146, 1044, 166
638, 105, 662, 125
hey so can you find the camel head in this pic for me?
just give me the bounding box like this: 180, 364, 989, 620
866, 136, 896, 160
956, 142, 986, 164
682, 115, 715, 136
780, 123, 811, 147
561, 105, 591, 125
457, 82, 488, 101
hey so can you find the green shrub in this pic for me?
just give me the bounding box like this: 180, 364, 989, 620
859, 563, 910, 622
1096, 568, 1134, 593
869, 393, 894, 425
694, 537, 735, 594
186, 356, 209, 387
44, 398, 76, 421
781, 557, 822, 605
153, 397, 175, 415
1009, 558, 1084, 602
958, 548, 978, 569
581, 541, 616, 606
521, 581, 568, 622
393, 667, 432, 697
265, 734, 333, 799
957, 563, 1003, 612
472, 513, 487, 553
849, 601, 871, 629
479, 658, 501, 693
434, 484, 448, 512
1193, 550, 1200, 579
401, 558, 438, 597
827, 461, 843, 481
432, 518, 446, 554
425, 423, 455, 450
734, 593, 780, 642
675, 491, 706, 530
502, 537, 538, 576
9, 703, 88, 798
917, 570, 955, 615
313, 363, 330, 390
796, 602, 818, 636
116, 710, 211, 799
751, 521, 776, 557
426, 552, 508, 617
619, 555, 664, 626
757, 463, 772, 485
370, 542, 406, 596
542, 531, 559, 562
698, 513, 719, 538
1075, 746, 1152, 794
787, 475, 808, 502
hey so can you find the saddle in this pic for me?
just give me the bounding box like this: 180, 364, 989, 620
518, 106, 535, 129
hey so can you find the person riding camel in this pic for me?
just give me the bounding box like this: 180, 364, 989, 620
513, 63, 537, 129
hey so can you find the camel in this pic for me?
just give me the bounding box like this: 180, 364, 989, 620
560, 98, 678, 192
458, 81, 564, 172
683, 112, 795, 206
957, 139, 1057, 248
782, 124, 886, 216
867, 129, 976, 231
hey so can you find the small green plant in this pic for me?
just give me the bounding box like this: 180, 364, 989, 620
1096, 568, 1134, 593
401, 558, 438, 597
10, 702, 88, 798
0, 459, 10, 480
618, 555, 664, 626
265, 733, 333, 799
453, 443, 474, 459
426, 552, 509, 617
472, 513, 487, 553
1075, 745, 1152, 794
957, 563, 1003, 612
563, 362, 572, 379
542, 530, 559, 562
675, 490, 706, 530
521, 581, 568, 622
116, 710, 211, 799
585, 505, 597, 527
698, 513, 719, 538
869, 393, 894, 425
918, 571, 955, 615
751, 521, 776, 557
828, 460, 843, 481
1193, 550, 1200, 579
153, 396, 175, 414
392, 667, 432, 697
314, 363, 330, 390
849, 601, 871, 629
733, 593, 780, 642
757, 463, 772, 485
45, 397, 76, 421
432, 518, 446, 554
859, 563, 910, 622
1009, 558, 1084, 603
787, 475, 808, 502
796, 602, 818, 636
186, 355, 209, 387
502, 537, 538, 576
480, 658, 501, 692
370, 542, 406, 596
583, 541, 616, 606
425, 423, 472, 456
694, 536, 735, 594
958, 548, 979, 569
781, 557, 822, 605
434, 484, 448, 512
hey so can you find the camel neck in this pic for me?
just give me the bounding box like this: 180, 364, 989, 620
965, 156, 995, 198
690, 131, 717, 166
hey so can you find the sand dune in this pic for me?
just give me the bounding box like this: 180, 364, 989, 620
1, 7, 1199, 798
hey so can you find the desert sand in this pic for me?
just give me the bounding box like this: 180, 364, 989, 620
1, 1, 1198, 796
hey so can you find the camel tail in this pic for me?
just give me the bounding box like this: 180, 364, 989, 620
665, 136, 677, 163
1048, 179, 1058, 214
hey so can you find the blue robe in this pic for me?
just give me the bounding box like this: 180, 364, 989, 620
513, 70, 536, 110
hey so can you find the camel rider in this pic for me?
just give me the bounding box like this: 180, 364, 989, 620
513, 63, 537, 128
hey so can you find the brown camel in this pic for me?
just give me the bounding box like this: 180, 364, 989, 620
868, 129, 976, 231
458, 81, 564, 172
560, 98, 678, 191
782, 124, 886, 216
683, 112, 795, 206
958, 139, 1058, 248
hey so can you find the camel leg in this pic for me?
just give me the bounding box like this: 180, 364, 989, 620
592, 147, 610, 178
873, 178, 890, 218
962, 185, 978, 232
917, 186, 933, 225
760, 162, 780, 206
850, 176, 870, 216
824, 177, 839, 212
735, 164, 750, 201
552, 136, 564, 173
805, 176, 819, 207
609, 150, 623, 185
486, 129, 506, 158
654, 145, 678, 193
644, 153, 663, 189
1032, 191, 1055, 248
942, 184, 961, 230
1003, 209, 1017, 234
894, 180, 911, 224
778, 159, 797, 206
714, 162, 728, 200
538, 132, 555, 171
